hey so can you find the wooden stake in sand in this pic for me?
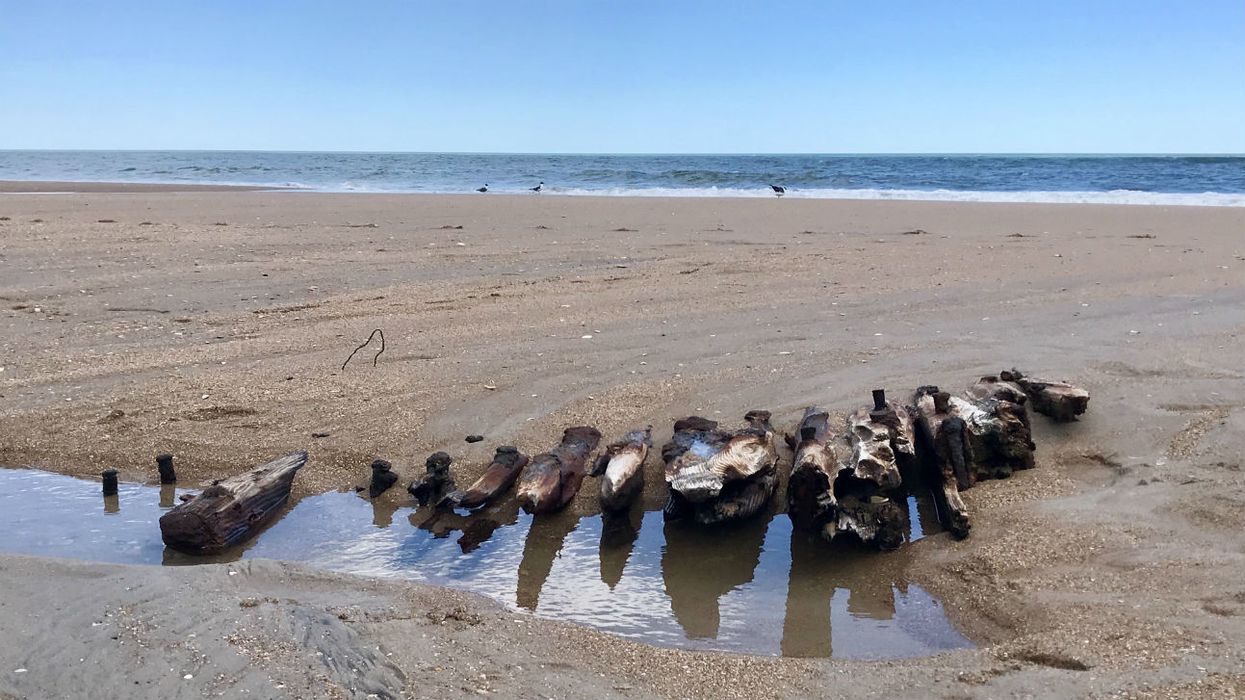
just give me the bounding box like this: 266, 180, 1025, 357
156, 453, 176, 484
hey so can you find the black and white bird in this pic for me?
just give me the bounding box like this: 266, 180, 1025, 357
769, 184, 786, 197
476, 184, 489, 193
530, 181, 544, 193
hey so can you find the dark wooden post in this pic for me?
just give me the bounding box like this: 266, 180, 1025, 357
872, 389, 887, 411
157, 454, 176, 484
368, 459, 398, 498
102, 469, 119, 496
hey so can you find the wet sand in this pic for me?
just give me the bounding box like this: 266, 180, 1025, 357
1, 186, 1244, 697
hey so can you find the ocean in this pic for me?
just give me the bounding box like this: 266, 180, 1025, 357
2, 151, 1243, 206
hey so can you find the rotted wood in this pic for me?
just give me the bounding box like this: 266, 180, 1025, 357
516, 426, 602, 514
827, 391, 911, 550
159, 451, 307, 555
662, 410, 779, 525
591, 426, 652, 512
784, 407, 837, 531
1002, 368, 1090, 421
911, 389, 973, 539
444, 446, 530, 510
917, 382, 1035, 483
408, 452, 457, 507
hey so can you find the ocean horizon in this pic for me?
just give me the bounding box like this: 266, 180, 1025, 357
3, 150, 1244, 206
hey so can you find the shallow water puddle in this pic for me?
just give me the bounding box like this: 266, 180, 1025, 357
0, 468, 971, 659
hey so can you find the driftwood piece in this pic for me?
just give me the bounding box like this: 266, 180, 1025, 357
159, 451, 307, 554
408, 452, 456, 507
785, 407, 837, 531
591, 427, 652, 512
1003, 368, 1090, 421
444, 446, 530, 510
516, 426, 602, 514
912, 390, 973, 539
367, 459, 398, 498
662, 411, 779, 525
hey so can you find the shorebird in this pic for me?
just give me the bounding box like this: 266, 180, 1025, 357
476, 184, 488, 193
530, 181, 544, 193
770, 184, 786, 197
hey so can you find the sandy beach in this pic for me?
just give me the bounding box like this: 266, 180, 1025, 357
2, 184, 1244, 698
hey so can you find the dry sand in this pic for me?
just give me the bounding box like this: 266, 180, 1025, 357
1, 184, 1244, 698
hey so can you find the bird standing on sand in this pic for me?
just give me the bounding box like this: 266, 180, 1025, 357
476, 184, 488, 193
770, 184, 786, 197
531, 181, 544, 193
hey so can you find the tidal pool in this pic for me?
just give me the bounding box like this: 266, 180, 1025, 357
0, 467, 971, 659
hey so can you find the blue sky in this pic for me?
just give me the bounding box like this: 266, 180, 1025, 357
1, 1, 1242, 153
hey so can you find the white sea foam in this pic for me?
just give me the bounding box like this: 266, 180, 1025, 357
540, 186, 1245, 207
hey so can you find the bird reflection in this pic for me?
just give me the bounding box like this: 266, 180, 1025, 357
598, 507, 643, 589
661, 515, 770, 639
516, 511, 580, 611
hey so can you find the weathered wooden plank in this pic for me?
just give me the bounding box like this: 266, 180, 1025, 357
159, 451, 307, 555
445, 446, 530, 510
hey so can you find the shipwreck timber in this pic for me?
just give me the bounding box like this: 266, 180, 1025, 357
662, 411, 780, 525
159, 451, 307, 555
516, 426, 602, 514
445, 446, 530, 510
591, 427, 652, 512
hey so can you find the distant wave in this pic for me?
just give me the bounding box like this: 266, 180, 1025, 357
3, 151, 1242, 206
312, 184, 1245, 207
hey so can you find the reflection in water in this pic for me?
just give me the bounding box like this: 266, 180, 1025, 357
517, 511, 580, 610
782, 530, 834, 657
599, 507, 643, 589
662, 516, 769, 639
0, 467, 973, 659
159, 484, 177, 509
369, 493, 400, 529
103, 494, 120, 514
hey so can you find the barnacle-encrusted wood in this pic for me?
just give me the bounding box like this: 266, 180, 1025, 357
159, 451, 307, 555
663, 410, 779, 525
591, 427, 652, 512
516, 426, 602, 514
445, 446, 530, 510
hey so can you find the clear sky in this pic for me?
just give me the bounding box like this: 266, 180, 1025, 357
2, 1, 1243, 153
